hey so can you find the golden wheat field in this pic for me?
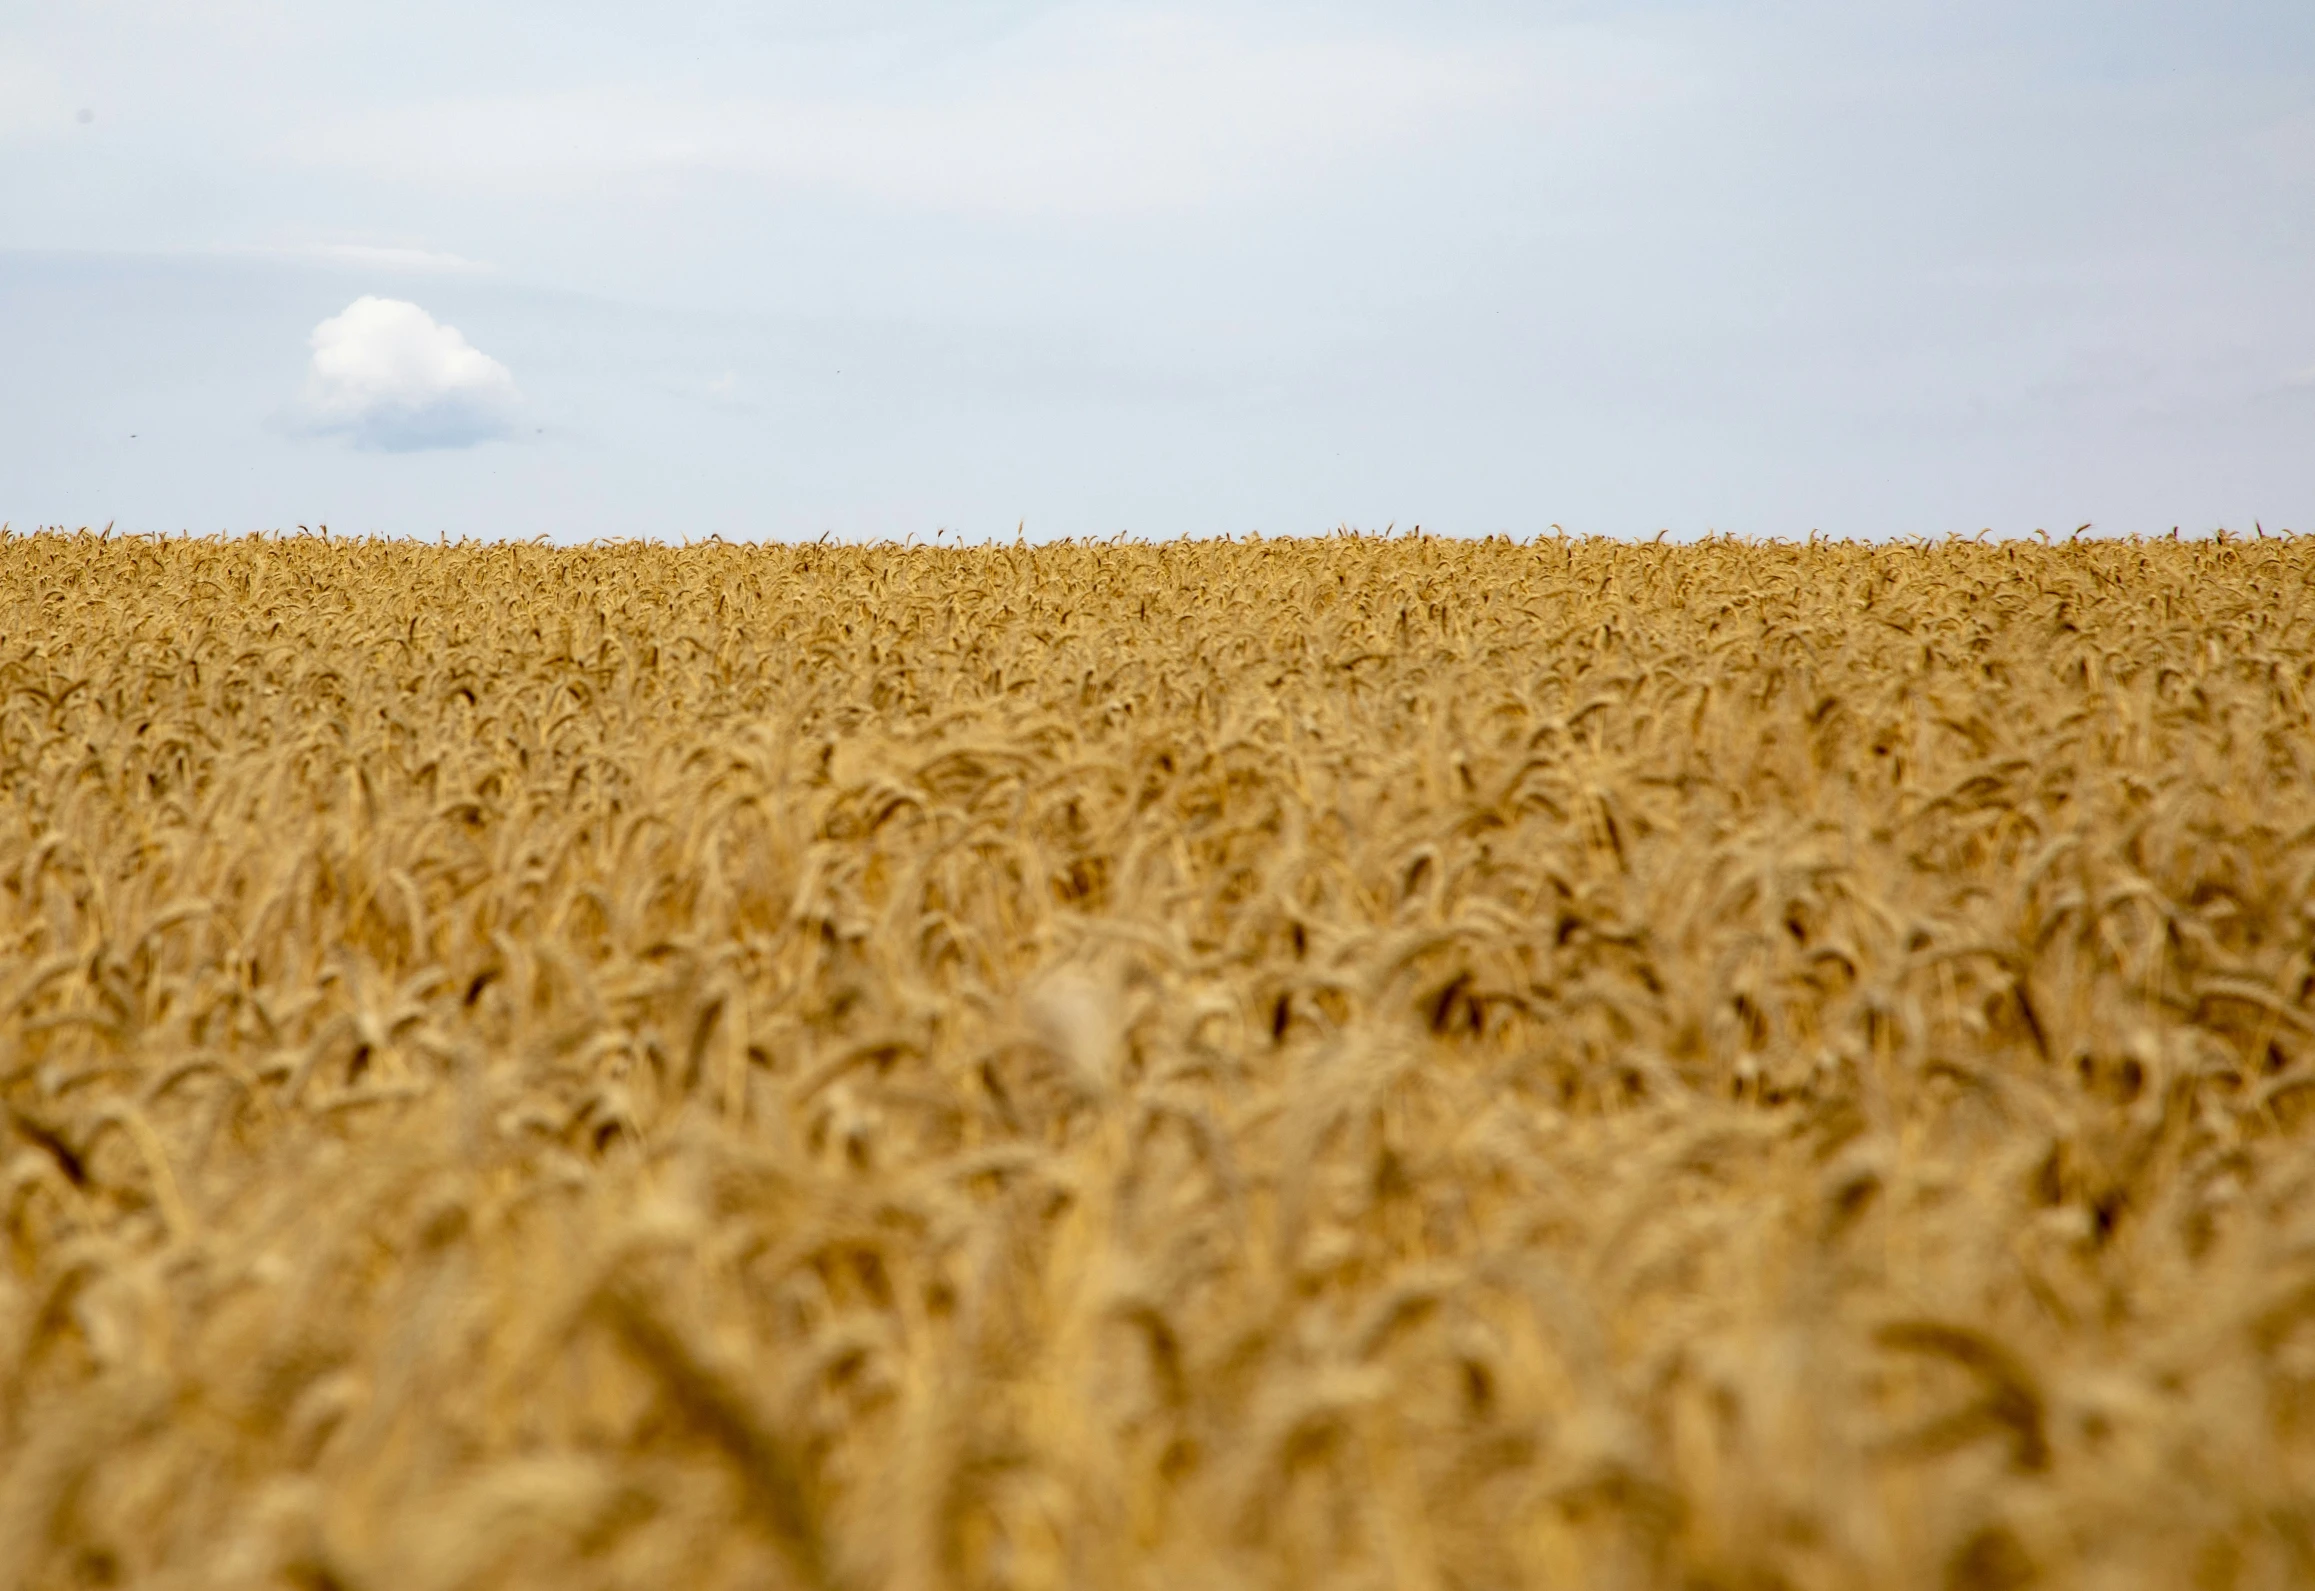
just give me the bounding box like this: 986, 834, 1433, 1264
4, 529, 2315, 1590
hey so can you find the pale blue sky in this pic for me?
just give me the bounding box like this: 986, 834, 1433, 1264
4, 1, 2311, 540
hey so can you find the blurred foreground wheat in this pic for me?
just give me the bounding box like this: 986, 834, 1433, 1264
4, 530, 2315, 1590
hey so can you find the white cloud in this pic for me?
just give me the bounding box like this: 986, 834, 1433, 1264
296, 296, 521, 452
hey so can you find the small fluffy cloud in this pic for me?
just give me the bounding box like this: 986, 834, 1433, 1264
297, 296, 520, 451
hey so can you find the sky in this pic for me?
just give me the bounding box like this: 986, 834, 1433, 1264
3, 0, 2312, 542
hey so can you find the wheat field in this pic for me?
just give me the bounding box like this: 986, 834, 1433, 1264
3, 530, 2314, 1590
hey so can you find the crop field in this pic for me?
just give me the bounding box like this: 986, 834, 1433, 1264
4, 530, 2315, 1590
